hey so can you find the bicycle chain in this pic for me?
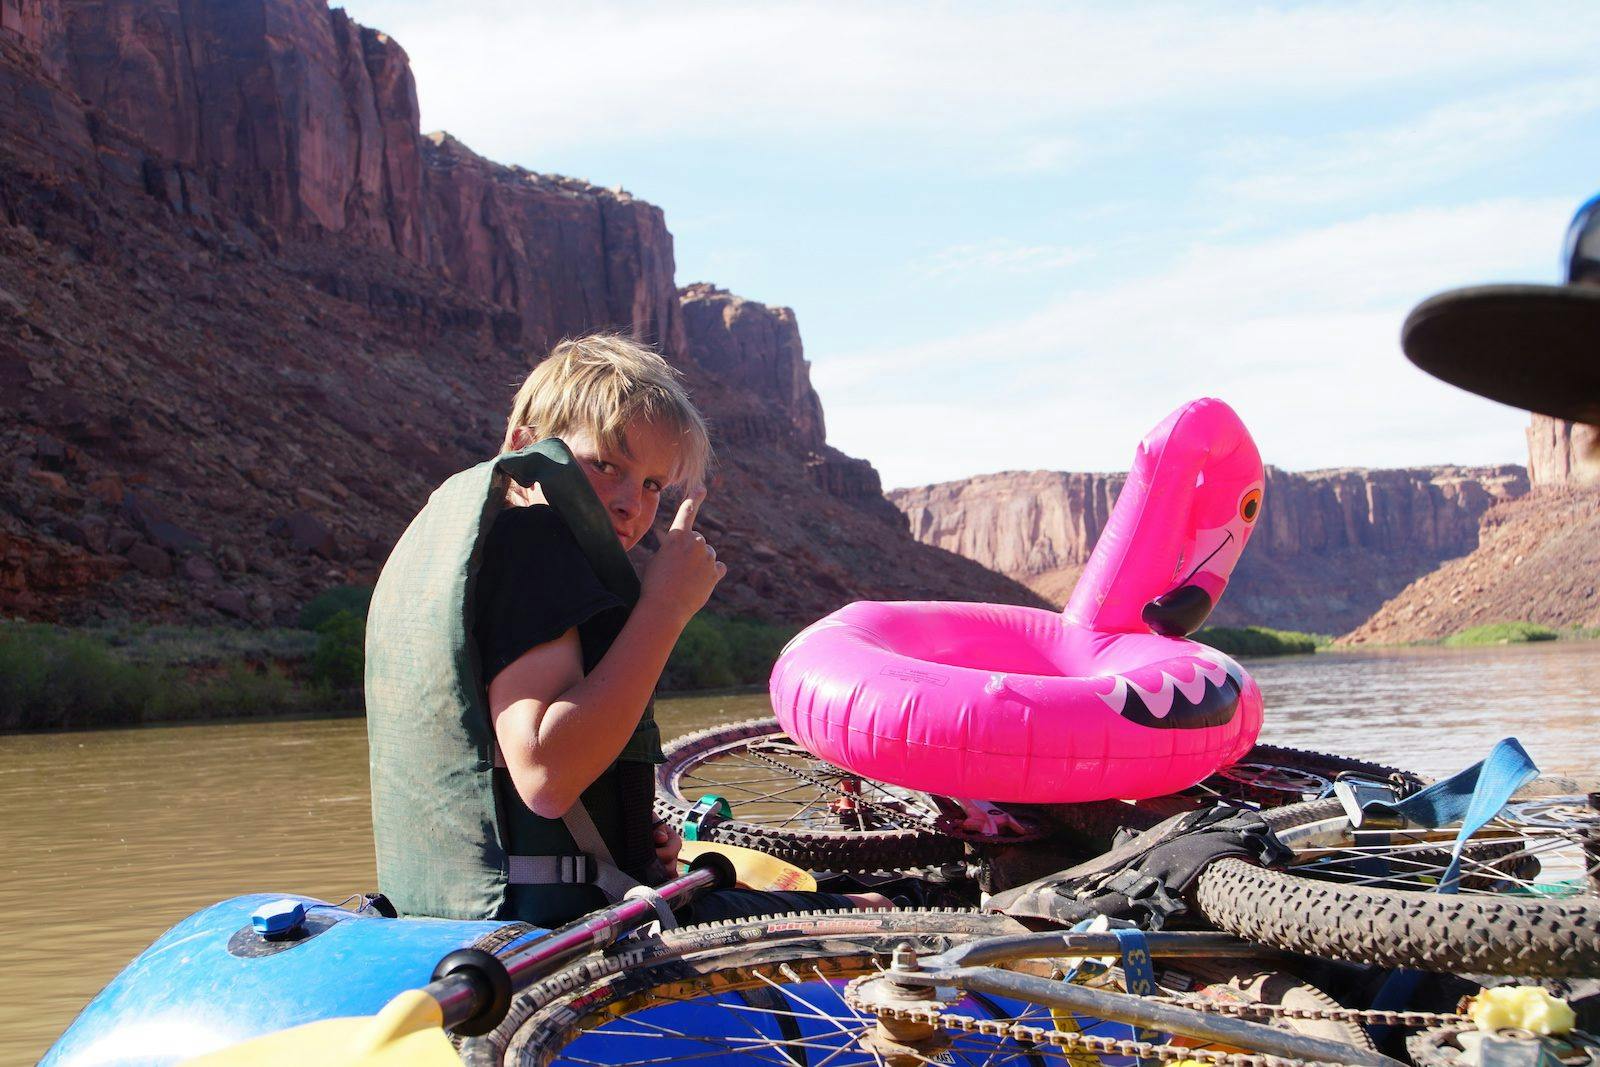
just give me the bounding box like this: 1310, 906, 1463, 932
744, 740, 939, 832
841, 976, 1344, 1066
1156, 992, 1468, 1030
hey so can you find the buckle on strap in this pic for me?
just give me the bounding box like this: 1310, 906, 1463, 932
507, 854, 593, 885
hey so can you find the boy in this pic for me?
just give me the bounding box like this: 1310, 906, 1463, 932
472, 335, 886, 925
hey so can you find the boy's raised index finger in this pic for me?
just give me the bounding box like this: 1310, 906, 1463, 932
671, 485, 706, 532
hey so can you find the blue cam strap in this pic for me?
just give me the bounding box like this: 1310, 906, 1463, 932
1112, 928, 1162, 1067
1367, 738, 1539, 1031
1354, 737, 1538, 893
1053, 921, 1161, 1065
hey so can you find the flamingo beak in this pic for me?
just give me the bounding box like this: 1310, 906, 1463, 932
1142, 584, 1215, 637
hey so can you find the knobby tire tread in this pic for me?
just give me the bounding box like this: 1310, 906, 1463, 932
1193, 800, 1600, 977
1220, 744, 1428, 804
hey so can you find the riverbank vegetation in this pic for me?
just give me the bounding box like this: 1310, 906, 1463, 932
2, 581, 800, 730
1194, 625, 1332, 657
1440, 621, 1592, 646
0, 620, 335, 732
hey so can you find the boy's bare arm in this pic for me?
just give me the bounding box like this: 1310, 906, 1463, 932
488, 491, 725, 819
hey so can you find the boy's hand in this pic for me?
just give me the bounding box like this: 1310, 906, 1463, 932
641, 486, 726, 624
652, 818, 683, 870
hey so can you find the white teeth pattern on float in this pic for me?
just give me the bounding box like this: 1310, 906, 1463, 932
1193, 644, 1247, 687
1096, 649, 1240, 720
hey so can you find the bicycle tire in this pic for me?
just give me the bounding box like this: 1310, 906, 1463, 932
492, 908, 1374, 1066
1194, 799, 1600, 977
655, 717, 965, 871
1193, 744, 1427, 807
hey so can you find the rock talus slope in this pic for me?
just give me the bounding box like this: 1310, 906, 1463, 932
1342, 488, 1600, 643
0, 0, 1039, 624
1348, 416, 1600, 643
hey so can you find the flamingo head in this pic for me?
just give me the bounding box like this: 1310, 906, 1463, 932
1142, 478, 1264, 636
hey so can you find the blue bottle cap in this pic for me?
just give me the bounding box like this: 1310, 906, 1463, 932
251, 898, 308, 936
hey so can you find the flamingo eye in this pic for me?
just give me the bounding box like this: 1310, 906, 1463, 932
1239, 488, 1262, 523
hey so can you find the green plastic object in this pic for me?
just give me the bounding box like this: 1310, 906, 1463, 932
682, 795, 733, 841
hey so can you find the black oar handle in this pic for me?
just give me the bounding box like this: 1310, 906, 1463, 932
431, 852, 735, 1036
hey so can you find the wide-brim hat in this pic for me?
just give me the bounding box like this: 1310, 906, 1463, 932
1401, 192, 1600, 425
1402, 283, 1600, 424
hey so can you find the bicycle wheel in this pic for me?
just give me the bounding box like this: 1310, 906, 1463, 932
1188, 744, 1428, 808
655, 718, 968, 871
494, 909, 1376, 1066
1194, 797, 1600, 976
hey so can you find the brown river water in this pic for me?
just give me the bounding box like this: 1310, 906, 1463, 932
4, 641, 1596, 1062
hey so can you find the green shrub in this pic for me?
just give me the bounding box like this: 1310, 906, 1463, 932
0, 621, 165, 730
308, 610, 366, 689
662, 616, 737, 691
720, 618, 802, 683
1194, 625, 1324, 657
299, 584, 374, 630
0, 620, 343, 730
88, 622, 317, 667
189, 662, 326, 718
660, 615, 800, 692
1444, 622, 1561, 646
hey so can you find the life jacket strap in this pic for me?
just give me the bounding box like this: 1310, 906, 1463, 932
507, 854, 594, 885
491, 743, 651, 901
503, 851, 647, 903
563, 798, 647, 903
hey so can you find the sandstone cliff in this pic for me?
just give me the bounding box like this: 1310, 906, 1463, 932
1528, 414, 1600, 489
0, 0, 1039, 625
890, 464, 1528, 635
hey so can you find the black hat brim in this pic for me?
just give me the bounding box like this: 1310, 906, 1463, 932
1402, 284, 1600, 424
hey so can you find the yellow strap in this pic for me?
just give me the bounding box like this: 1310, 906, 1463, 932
180, 990, 459, 1067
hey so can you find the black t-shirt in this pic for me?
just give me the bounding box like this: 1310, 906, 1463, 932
474, 503, 654, 924
476, 503, 628, 680
473, 502, 859, 928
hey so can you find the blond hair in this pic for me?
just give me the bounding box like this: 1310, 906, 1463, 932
503, 334, 710, 488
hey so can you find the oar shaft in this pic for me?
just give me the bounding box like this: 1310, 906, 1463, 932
432, 857, 731, 1033
500, 865, 718, 986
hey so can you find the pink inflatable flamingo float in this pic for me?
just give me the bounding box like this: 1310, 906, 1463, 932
770, 398, 1266, 803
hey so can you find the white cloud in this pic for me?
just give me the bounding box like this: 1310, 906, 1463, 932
995, 136, 1085, 177
915, 239, 1088, 278
1220, 75, 1600, 209
343, 2, 1600, 160
816, 197, 1568, 487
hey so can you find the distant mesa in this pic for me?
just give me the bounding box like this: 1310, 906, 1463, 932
891, 431, 1600, 642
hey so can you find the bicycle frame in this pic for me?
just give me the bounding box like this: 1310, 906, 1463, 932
852, 929, 1405, 1067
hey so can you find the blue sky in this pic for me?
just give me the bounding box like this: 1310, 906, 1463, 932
343, 1, 1600, 488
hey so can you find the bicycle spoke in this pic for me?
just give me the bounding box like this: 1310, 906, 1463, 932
1288, 822, 1596, 898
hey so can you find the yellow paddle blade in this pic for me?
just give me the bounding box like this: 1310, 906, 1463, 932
180, 989, 460, 1067
679, 840, 816, 892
